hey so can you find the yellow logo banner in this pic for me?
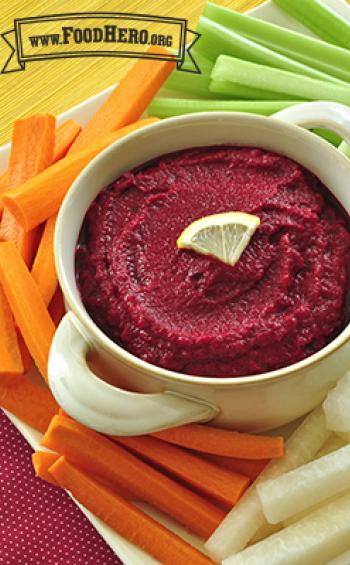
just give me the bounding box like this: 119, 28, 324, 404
1, 12, 200, 74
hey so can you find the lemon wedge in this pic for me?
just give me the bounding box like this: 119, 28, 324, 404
177, 212, 260, 267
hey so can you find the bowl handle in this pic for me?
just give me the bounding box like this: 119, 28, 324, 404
48, 312, 218, 436
273, 101, 350, 148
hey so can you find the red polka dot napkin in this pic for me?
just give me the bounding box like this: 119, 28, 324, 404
0, 409, 122, 564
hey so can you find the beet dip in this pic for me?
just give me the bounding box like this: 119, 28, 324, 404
75, 146, 350, 377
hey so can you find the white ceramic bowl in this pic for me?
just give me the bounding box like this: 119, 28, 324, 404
49, 101, 350, 435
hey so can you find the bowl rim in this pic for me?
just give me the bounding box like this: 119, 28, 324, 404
55, 111, 350, 388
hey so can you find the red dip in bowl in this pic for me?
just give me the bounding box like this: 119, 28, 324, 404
75, 146, 350, 377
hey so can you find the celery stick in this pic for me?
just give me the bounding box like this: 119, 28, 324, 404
197, 17, 344, 84
210, 79, 297, 101
312, 129, 342, 147
180, 48, 213, 74
148, 98, 302, 118
204, 2, 350, 82
164, 51, 229, 99
339, 141, 350, 159
164, 70, 217, 98
210, 56, 350, 106
273, 0, 350, 49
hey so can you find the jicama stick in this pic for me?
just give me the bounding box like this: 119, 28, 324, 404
204, 2, 350, 83
201, 454, 269, 481
152, 424, 284, 460
0, 376, 59, 432
223, 494, 350, 565
0, 115, 55, 266
197, 16, 344, 84
53, 119, 81, 162
31, 215, 57, 305
326, 549, 350, 565
282, 491, 349, 527
0, 285, 23, 379
48, 287, 65, 327
337, 431, 350, 443
315, 434, 347, 458
70, 48, 174, 153
210, 56, 350, 106
323, 371, 350, 433
257, 444, 350, 524
32, 451, 60, 486
0, 241, 56, 381
273, 0, 350, 49
114, 435, 250, 510
50, 457, 214, 565
205, 406, 330, 561
42, 415, 226, 539
148, 98, 302, 119
1, 118, 158, 232
250, 522, 281, 544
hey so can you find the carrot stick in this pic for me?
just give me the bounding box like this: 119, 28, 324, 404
6, 115, 55, 187
0, 170, 7, 187
0, 119, 81, 187
35, 434, 133, 498
0, 173, 7, 217
0, 376, 59, 432
48, 287, 65, 327
0, 170, 8, 202
31, 215, 57, 305
0, 241, 56, 381
32, 449, 133, 498
152, 424, 284, 460
53, 119, 81, 162
50, 457, 214, 565
199, 453, 269, 481
0, 118, 76, 217
70, 48, 174, 153
42, 415, 226, 538
0, 115, 55, 266
115, 435, 250, 510
0, 286, 23, 380
16, 329, 32, 373
32, 451, 60, 486
2, 118, 158, 232
0, 208, 42, 267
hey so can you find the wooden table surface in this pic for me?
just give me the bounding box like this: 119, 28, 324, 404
0, 0, 264, 145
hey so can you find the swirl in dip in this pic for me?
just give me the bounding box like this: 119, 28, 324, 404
76, 146, 350, 377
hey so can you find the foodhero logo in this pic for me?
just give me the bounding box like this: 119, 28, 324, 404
58, 25, 173, 48
1, 12, 200, 74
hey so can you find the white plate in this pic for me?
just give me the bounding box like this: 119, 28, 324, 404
2, 1, 350, 563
